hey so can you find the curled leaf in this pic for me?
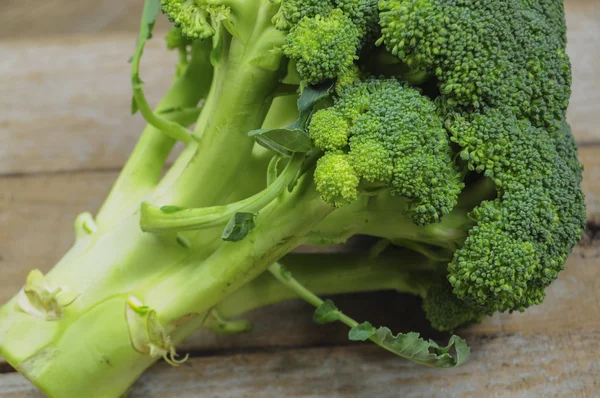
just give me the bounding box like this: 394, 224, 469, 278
16, 270, 79, 321
349, 322, 469, 368
313, 299, 341, 324
222, 212, 257, 242
126, 296, 188, 366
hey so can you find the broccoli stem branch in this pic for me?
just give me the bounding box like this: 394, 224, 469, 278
264, 262, 426, 359
139, 152, 304, 233
153, 27, 286, 211
97, 40, 214, 224
214, 250, 436, 318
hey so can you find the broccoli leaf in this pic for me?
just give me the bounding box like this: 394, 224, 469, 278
349, 322, 470, 368
222, 212, 257, 242
249, 128, 313, 156
313, 299, 341, 324
249, 83, 333, 156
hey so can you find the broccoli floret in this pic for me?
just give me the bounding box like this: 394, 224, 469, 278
379, 0, 571, 126
161, 0, 222, 39
446, 109, 586, 312
314, 152, 360, 207
423, 282, 486, 332
308, 108, 349, 151
310, 79, 464, 225
334, 0, 380, 45
272, 0, 334, 30
283, 9, 361, 84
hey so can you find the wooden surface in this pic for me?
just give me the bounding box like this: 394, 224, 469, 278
1, 1, 600, 396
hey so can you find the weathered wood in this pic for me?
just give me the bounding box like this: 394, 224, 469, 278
565, 1, 600, 145
0, 0, 599, 176
2, 332, 599, 398
580, 146, 600, 224
0, 171, 116, 302
0, 1, 171, 39
0, 35, 176, 175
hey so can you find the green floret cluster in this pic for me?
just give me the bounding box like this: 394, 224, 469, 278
272, 0, 334, 29
161, 0, 219, 39
283, 9, 360, 84
311, 79, 464, 225
446, 110, 585, 312
314, 153, 360, 207
0, 0, 586, 396
378, 0, 571, 126
376, 0, 584, 312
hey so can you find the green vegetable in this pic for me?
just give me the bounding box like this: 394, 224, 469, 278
0, 0, 584, 397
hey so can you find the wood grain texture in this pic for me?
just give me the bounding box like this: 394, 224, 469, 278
0, 1, 171, 39
0, 0, 599, 176
2, 332, 599, 398
0, 35, 176, 175
565, 0, 600, 144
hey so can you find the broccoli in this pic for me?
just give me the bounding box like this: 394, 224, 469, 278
0, 0, 584, 396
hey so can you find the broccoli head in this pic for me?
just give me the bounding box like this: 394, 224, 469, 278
0, 0, 586, 396
312, 78, 464, 226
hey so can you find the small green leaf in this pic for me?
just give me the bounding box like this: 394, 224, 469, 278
222, 212, 257, 242
313, 299, 341, 324
132, 73, 144, 90
278, 264, 292, 281
249, 128, 313, 156
349, 321, 377, 341
176, 233, 191, 249
160, 205, 186, 214
373, 328, 470, 368
297, 83, 335, 115
131, 96, 139, 115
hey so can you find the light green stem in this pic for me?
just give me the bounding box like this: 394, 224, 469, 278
215, 251, 434, 318
97, 40, 214, 224
139, 153, 304, 233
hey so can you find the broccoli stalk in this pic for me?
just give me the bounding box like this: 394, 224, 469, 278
0, 0, 585, 396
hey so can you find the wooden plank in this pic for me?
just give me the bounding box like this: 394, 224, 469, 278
0, 35, 176, 175
0, 0, 599, 176
0, 171, 116, 302
2, 332, 599, 398
580, 146, 600, 224
565, 0, 600, 144
0, 1, 171, 39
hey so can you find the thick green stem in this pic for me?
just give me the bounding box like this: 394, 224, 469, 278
0, 176, 332, 397
309, 179, 496, 251
147, 177, 334, 322
215, 251, 437, 318
154, 25, 286, 210
139, 153, 304, 233
97, 40, 214, 224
